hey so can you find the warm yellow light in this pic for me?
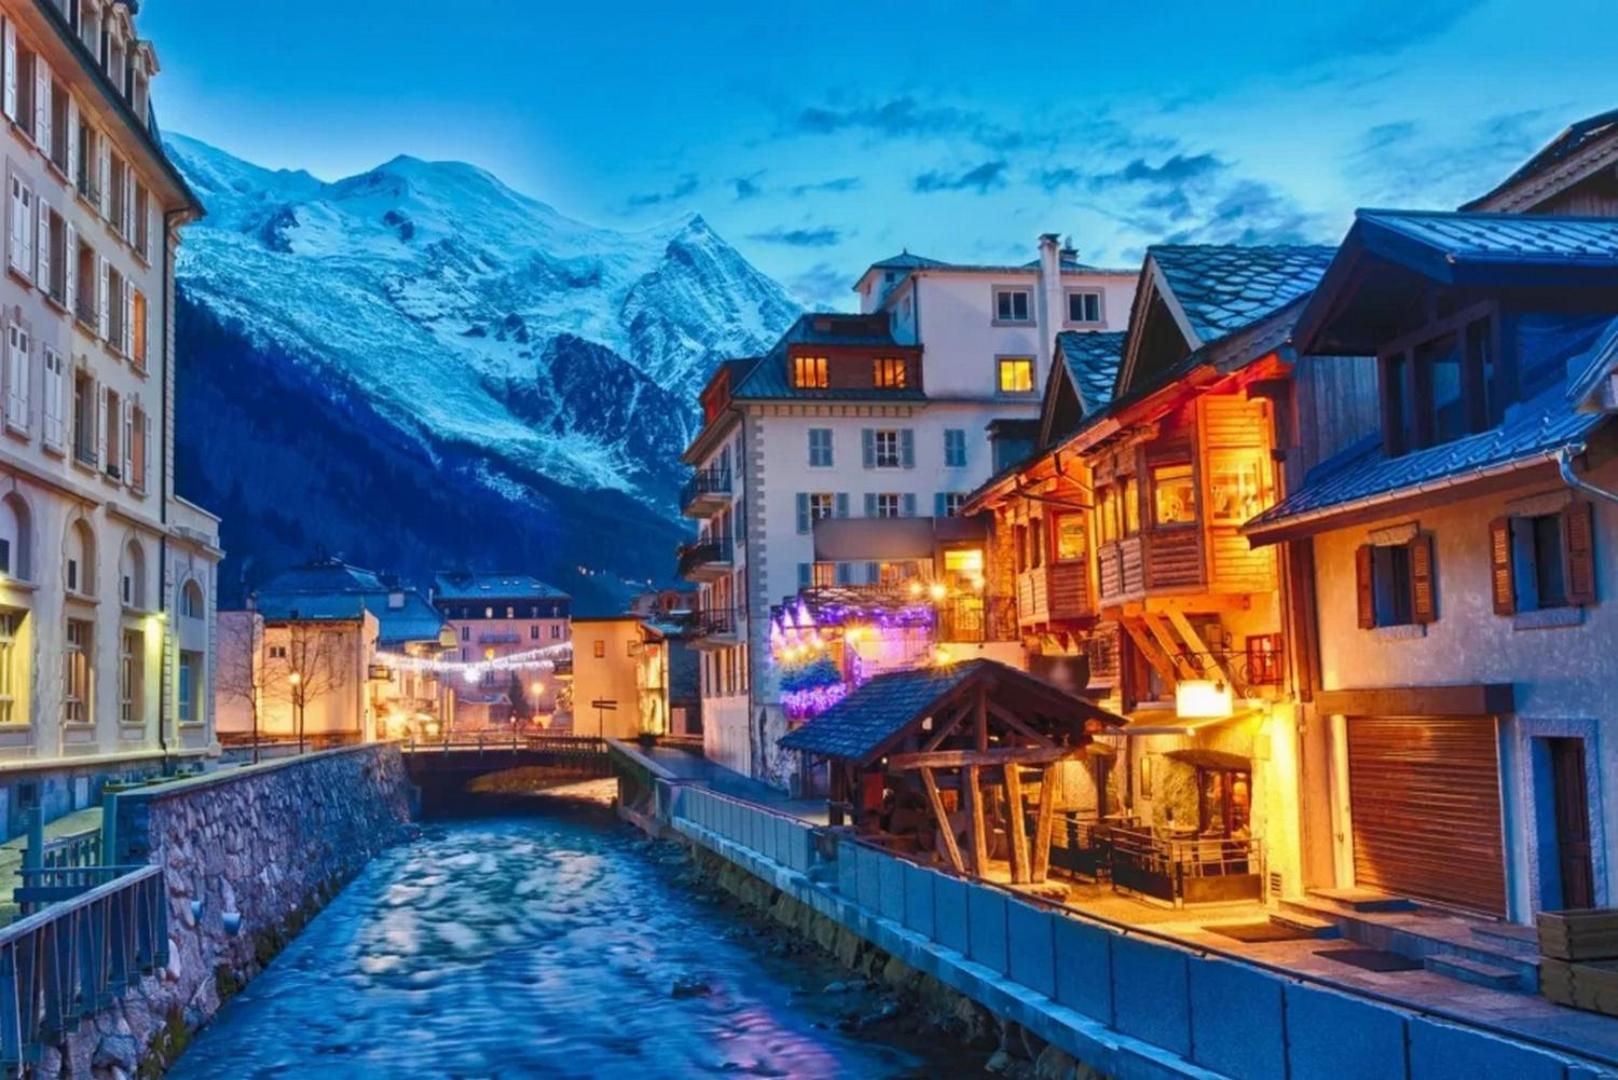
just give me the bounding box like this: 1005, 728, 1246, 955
287, 672, 302, 686
933, 646, 954, 667
531, 681, 545, 697
928, 582, 948, 602
1175, 680, 1232, 720
907, 580, 923, 598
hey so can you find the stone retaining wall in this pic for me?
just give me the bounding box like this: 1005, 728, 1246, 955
45, 744, 414, 1077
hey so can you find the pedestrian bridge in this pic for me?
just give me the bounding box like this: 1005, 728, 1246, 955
400, 734, 612, 786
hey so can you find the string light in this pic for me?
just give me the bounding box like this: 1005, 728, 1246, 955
375, 641, 572, 683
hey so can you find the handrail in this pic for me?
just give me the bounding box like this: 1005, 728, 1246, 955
0, 863, 161, 941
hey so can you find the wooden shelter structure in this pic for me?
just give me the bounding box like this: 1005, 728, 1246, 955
780, 659, 1125, 884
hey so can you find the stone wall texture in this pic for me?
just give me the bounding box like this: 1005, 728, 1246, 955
44, 743, 413, 1078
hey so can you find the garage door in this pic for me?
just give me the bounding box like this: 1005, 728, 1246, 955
1347, 716, 1506, 917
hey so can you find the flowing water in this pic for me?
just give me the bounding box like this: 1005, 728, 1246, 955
170, 783, 969, 1078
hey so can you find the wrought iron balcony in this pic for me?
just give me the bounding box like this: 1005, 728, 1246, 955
687, 608, 740, 649
680, 466, 732, 518
676, 538, 733, 582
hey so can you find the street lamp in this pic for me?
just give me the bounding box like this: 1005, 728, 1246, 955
288, 671, 305, 754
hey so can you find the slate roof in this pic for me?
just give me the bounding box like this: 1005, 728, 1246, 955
731, 314, 928, 402
778, 662, 986, 762
432, 573, 569, 602
1464, 108, 1618, 210
256, 558, 389, 596
253, 556, 448, 645
1247, 316, 1618, 536
1055, 331, 1127, 412
1151, 245, 1336, 344
375, 593, 454, 648
868, 251, 950, 272
1358, 209, 1618, 272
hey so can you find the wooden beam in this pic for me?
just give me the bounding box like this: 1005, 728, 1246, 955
920, 767, 965, 874
1163, 606, 1231, 686
1121, 619, 1180, 688
966, 765, 989, 877
921, 701, 970, 753
1003, 764, 1031, 884
888, 746, 1079, 770
1031, 764, 1057, 883
974, 686, 989, 752
984, 699, 1055, 747
1314, 683, 1515, 718
1141, 613, 1195, 679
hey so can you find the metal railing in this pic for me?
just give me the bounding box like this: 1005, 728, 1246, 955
689, 608, 738, 638
0, 864, 167, 1070
680, 466, 731, 510
937, 595, 1018, 643
676, 538, 733, 578
403, 732, 607, 757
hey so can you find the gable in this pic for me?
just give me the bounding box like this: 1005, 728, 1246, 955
1037, 355, 1083, 450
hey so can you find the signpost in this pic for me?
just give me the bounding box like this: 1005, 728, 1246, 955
591, 699, 617, 739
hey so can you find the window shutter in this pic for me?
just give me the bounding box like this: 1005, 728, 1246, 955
1354, 544, 1375, 629
141, 410, 153, 492
2, 20, 15, 122
1489, 517, 1516, 615
121, 397, 133, 482
123, 285, 134, 356
65, 97, 77, 186
935, 492, 947, 519
863, 493, 877, 517
34, 58, 48, 152
122, 167, 133, 238
98, 140, 110, 216
861, 428, 875, 469
96, 256, 108, 339
93, 379, 104, 466
1409, 533, 1437, 624
902, 493, 917, 518
865, 562, 880, 584
797, 563, 810, 589
7, 178, 20, 271
63, 222, 75, 317
835, 492, 849, 518
1563, 501, 1597, 606
900, 429, 915, 468
34, 195, 47, 295
795, 492, 809, 535
43, 349, 61, 449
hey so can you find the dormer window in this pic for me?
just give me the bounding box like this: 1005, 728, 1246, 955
1380, 306, 1498, 456
872, 357, 907, 389
792, 355, 828, 389
994, 287, 1032, 324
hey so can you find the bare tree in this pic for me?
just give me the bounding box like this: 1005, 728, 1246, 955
265, 624, 347, 754
216, 613, 267, 763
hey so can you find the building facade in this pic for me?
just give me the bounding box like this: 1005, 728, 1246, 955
568, 615, 666, 741
431, 572, 570, 729
0, 0, 217, 830
681, 235, 1135, 785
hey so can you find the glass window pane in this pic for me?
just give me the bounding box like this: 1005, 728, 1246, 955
1207, 452, 1268, 524
1055, 515, 1086, 561
1152, 464, 1197, 526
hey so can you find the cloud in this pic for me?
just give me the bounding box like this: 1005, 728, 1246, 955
626, 173, 698, 208
1154, 178, 1326, 246
788, 262, 851, 308
1344, 109, 1553, 206
1037, 152, 1229, 195
913, 160, 1008, 195
787, 176, 862, 197
789, 96, 1025, 152
747, 226, 845, 248
732, 172, 765, 201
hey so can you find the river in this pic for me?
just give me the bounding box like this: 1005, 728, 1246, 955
169, 782, 972, 1078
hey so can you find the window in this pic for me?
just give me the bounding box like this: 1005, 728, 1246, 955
808, 492, 835, 521
48, 80, 70, 174
1066, 290, 1102, 325
459, 626, 469, 641
1207, 451, 1270, 525
940, 492, 967, 517
103, 388, 120, 479
75, 121, 99, 204
66, 521, 93, 596
529, 624, 539, 640
108, 154, 128, 236
593, 639, 606, 659
120, 628, 143, 725
792, 355, 828, 389
1151, 463, 1197, 526
1028, 517, 1044, 569
64, 618, 90, 724
872, 357, 907, 389
993, 287, 1031, 323
944, 429, 966, 468
1198, 767, 1252, 837
178, 651, 200, 724
998, 357, 1034, 394
551, 624, 562, 639
107, 267, 125, 351
180, 580, 204, 618
9, 176, 35, 279
128, 404, 149, 492
42, 206, 67, 305
1355, 534, 1436, 628
5, 324, 30, 433
72, 370, 94, 466
874, 494, 901, 519
1382, 309, 1498, 456
15, 45, 36, 141
133, 183, 150, 260
268, 644, 288, 660
873, 430, 900, 468
808, 428, 833, 467
1494, 504, 1596, 615
0, 612, 17, 724
74, 238, 95, 327
1055, 515, 1086, 562
131, 290, 147, 368
1245, 635, 1283, 686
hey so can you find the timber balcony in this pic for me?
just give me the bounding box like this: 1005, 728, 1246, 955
680, 466, 732, 518
677, 538, 733, 582
1015, 560, 1094, 628
687, 608, 740, 649
1094, 526, 1276, 610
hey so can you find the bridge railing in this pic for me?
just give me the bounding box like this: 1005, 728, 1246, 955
402, 732, 607, 756
0, 864, 167, 1070
674, 786, 819, 875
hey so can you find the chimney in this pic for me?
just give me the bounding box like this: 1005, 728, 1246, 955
1037, 233, 1065, 385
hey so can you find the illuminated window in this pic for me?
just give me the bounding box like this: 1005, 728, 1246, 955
0, 612, 16, 725
1097, 487, 1119, 544
64, 619, 90, 724
994, 288, 1031, 323
120, 629, 143, 725
1207, 451, 1269, 524
792, 355, 828, 389
593, 640, 605, 658
998, 357, 1034, 394
1055, 515, 1086, 562
1152, 463, 1197, 526
872, 357, 907, 388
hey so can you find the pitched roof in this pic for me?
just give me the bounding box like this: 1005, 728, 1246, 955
778, 662, 987, 761
432, 573, 570, 602
253, 556, 448, 645
1358, 209, 1618, 273
1246, 316, 1618, 540
1055, 331, 1128, 413
1463, 108, 1618, 210
1150, 244, 1336, 344
868, 251, 949, 272
730, 313, 928, 402
257, 557, 389, 596
375, 592, 454, 648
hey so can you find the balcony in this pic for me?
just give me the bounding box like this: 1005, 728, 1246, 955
677, 538, 733, 582
687, 608, 740, 649
1016, 561, 1094, 628
680, 466, 731, 518
478, 631, 521, 645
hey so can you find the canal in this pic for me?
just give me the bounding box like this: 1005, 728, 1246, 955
170, 781, 975, 1078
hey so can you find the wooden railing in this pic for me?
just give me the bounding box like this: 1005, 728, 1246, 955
0, 865, 167, 1070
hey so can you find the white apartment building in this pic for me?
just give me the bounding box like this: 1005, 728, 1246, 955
680, 235, 1135, 784
0, 0, 216, 832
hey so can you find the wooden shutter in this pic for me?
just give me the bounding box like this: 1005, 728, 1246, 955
65, 97, 77, 187
795, 493, 809, 534
34, 195, 47, 295
7, 176, 21, 271
96, 256, 108, 339
1489, 517, 1515, 615
123, 284, 134, 356
902, 493, 917, 517
2, 20, 16, 123
99, 139, 110, 216
63, 221, 75, 316
935, 492, 947, 519
864, 493, 877, 517
1354, 544, 1375, 629
121, 397, 133, 483
861, 429, 875, 468
900, 428, 915, 468
34, 58, 48, 153
140, 410, 153, 492
796, 563, 810, 589
1563, 501, 1596, 606
42, 348, 61, 449
834, 492, 849, 518
1409, 533, 1437, 624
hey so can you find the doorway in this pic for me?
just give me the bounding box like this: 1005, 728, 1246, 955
1547, 737, 1595, 910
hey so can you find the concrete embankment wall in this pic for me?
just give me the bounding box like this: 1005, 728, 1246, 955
47, 744, 414, 1077
665, 783, 1604, 1080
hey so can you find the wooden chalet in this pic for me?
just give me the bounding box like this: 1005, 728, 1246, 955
779, 659, 1121, 885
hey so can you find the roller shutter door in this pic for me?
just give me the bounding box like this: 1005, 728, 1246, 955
1346, 716, 1506, 917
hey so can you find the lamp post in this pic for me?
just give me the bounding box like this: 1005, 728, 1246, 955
288, 671, 304, 755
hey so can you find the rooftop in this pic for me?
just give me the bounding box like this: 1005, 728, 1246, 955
432, 573, 570, 602
1150, 244, 1336, 344
1055, 330, 1128, 413
1464, 107, 1618, 210
253, 557, 448, 646
729, 314, 929, 402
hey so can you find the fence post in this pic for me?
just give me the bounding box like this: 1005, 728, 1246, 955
22, 805, 42, 874
100, 793, 119, 867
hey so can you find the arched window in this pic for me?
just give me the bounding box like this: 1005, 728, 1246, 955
65, 519, 95, 597
0, 493, 31, 581
120, 539, 146, 609
180, 579, 204, 619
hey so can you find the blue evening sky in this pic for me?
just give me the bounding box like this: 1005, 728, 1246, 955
142, 0, 1618, 306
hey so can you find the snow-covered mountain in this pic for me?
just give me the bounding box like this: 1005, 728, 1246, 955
167, 136, 800, 606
